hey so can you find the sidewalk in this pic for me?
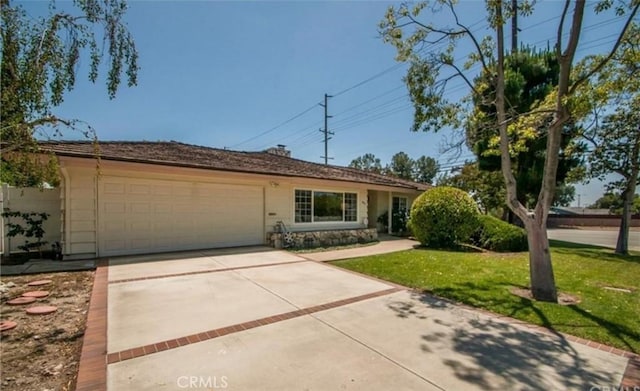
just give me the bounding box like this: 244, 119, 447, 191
300, 235, 418, 262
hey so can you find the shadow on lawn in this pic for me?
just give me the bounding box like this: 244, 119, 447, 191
432, 281, 639, 353
387, 289, 627, 390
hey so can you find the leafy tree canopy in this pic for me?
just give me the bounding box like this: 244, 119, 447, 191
388, 152, 414, 180
1, 0, 139, 186
379, 0, 639, 302
349, 152, 440, 184
578, 22, 640, 254
589, 193, 640, 215
348, 153, 382, 173
466, 48, 584, 209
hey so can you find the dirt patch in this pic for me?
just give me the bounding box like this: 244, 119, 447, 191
510, 286, 581, 305
0, 271, 94, 391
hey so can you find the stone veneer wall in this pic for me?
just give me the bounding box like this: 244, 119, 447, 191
268, 228, 378, 249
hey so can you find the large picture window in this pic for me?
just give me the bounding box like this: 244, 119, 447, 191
295, 190, 358, 223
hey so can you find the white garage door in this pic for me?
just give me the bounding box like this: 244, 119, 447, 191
98, 176, 264, 256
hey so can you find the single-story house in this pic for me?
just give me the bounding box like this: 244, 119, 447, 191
38, 141, 430, 259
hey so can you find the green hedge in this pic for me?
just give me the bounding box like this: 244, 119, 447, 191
471, 214, 528, 252
409, 187, 480, 248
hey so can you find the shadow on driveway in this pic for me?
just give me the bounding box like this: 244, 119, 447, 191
388, 291, 618, 390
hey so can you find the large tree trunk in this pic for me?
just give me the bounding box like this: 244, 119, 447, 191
616, 130, 639, 255
616, 193, 630, 255
494, 1, 559, 303
524, 218, 558, 301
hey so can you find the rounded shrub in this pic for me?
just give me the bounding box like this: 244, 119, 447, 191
408, 186, 480, 248
471, 214, 528, 252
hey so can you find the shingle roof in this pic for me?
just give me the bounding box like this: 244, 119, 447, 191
40, 141, 430, 191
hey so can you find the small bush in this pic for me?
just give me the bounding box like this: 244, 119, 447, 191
408, 187, 480, 248
471, 214, 528, 252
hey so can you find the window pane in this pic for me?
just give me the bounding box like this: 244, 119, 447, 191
392, 196, 407, 212
314, 192, 343, 222
295, 190, 312, 223
345, 193, 357, 222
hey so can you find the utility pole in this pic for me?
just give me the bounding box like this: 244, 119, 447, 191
511, 0, 518, 53
319, 93, 334, 165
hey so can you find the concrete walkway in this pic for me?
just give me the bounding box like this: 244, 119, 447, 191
301, 235, 418, 262
74, 245, 637, 391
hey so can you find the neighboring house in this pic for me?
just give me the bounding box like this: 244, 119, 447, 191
39, 141, 429, 259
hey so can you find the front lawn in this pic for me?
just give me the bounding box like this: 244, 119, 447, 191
334, 240, 640, 353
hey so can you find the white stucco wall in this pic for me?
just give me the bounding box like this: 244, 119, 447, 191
58, 157, 422, 258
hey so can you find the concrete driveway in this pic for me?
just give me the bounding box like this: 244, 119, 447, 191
100, 247, 633, 390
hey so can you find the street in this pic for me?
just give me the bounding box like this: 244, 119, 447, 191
547, 228, 640, 252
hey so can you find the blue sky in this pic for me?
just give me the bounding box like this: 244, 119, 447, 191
19, 0, 633, 207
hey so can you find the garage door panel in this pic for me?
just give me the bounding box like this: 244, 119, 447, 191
98, 177, 264, 256
129, 203, 151, 214
104, 202, 126, 214
103, 182, 125, 195
129, 184, 151, 195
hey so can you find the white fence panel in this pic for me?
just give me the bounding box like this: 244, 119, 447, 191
1, 184, 62, 255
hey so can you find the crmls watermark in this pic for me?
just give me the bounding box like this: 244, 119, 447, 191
176, 376, 228, 389
589, 386, 640, 391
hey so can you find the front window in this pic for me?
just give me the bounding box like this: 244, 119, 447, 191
295, 190, 358, 223
295, 190, 312, 223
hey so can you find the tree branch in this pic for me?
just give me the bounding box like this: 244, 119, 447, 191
556, 0, 571, 59
495, 0, 528, 221
569, 2, 640, 94
447, 0, 490, 73
444, 63, 480, 95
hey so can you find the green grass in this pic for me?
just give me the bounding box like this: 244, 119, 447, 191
334, 240, 640, 353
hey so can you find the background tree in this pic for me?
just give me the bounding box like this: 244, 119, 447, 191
0, 0, 139, 186
350, 152, 440, 183
553, 184, 576, 208
386, 151, 415, 180
438, 162, 506, 215
589, 193, 640, 215
348, 153, 383, 173
580, 23, 640, 255
466, 49, 583, 213
413, 155, 439, 184
380, 0, 638, 302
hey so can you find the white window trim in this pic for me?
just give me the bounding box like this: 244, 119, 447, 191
293, 188, 359, 225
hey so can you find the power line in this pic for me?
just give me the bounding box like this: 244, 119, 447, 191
332, 63, 406, 98
332, 84, 407, 117
232, 15, 623, 153
331, 93, 409, 127
229, 103, 320, 149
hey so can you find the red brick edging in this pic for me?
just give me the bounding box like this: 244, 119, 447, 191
621, 357, 640, 388
109, 259, 307, 284
75, 256, 639, 389
75, 259, 109, 391
106, 287, 403, 364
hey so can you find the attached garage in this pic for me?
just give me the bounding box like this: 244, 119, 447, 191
98, 176, 264, 256
42, 141, 427, 259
